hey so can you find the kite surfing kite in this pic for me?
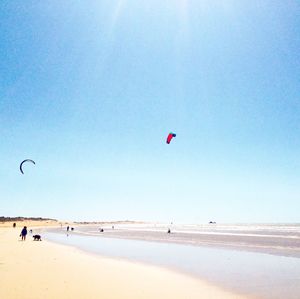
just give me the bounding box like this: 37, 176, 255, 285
166, 132, 176, 144
20, 159, 35, 174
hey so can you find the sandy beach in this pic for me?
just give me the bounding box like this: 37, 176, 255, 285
0, 226, 248, 299
0, 219, 60, 228
43, 223, 300, 299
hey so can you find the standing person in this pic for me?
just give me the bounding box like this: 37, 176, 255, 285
67, 226, 69, 232
20, 226, 27, 241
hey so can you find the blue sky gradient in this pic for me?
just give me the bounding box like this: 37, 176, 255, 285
1, 1, 300, 222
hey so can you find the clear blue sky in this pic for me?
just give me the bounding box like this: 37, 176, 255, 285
1, 0, 299, 223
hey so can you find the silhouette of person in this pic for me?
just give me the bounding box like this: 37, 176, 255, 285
20, 226, 27, 241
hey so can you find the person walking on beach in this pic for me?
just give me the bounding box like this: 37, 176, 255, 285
20, 226, 27, 241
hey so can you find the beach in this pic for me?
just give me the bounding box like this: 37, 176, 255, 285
43, 223, 300, 299
0, 226, 248, 299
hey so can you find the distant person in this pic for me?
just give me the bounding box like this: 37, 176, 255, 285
13, 223, 16, 228
67, 226, 69, 232
20, 226, 28, 241
29, 229, 33, 234
112, 226, 114, 230
167, 228, 171, 234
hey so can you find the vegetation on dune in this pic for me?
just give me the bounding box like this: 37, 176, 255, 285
0, 216, 57, 223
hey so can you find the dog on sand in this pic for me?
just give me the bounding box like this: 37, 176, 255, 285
33, 235, 42, 241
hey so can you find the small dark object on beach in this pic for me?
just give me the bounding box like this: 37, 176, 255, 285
209, 221, 216, 224
99, 228, 104, 232
67, 226, 69, 231
33, 235, 42, 241
167, 229, 171, 234
71, 227, 74, 231
13, 222, 16, 228
29, 229, 33, 233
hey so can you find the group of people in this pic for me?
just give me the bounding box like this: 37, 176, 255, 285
66, 226, 74, 231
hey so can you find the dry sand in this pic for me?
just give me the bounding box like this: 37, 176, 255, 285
0, 227, 249, 299
0, 219, 60, 228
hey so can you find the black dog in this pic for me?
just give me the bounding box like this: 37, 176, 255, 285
33, 235, 42, 241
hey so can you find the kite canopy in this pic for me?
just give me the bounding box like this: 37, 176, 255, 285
20, 159, 35, 174
166, 132, 176, 144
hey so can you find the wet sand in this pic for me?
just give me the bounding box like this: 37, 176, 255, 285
62, 223, 300, 258
0, 227, 248, 299
44, 228, 300, 299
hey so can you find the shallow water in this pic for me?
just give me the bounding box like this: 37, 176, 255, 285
51, 223, 300, 257
44, 230, 300, 299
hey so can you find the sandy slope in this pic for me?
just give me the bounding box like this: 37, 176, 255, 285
0, 220, 60, 228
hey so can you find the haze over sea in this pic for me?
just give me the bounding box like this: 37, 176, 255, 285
44, 222, 300, 299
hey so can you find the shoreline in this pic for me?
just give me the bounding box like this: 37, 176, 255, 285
44, 232, 242, 295
43, 226, 300, 299
44, 223, 300, 258
0, 227, 249, 299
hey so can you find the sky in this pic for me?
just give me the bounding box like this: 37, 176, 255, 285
1, 0, 300, 223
